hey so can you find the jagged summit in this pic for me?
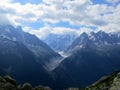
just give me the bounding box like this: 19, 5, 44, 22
67, 31, 120, 53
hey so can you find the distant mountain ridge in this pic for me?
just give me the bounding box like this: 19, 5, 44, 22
67, 31, 120, 53
43, 33, 78, 52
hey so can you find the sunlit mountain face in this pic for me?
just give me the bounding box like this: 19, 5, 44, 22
0, 0, 120, 90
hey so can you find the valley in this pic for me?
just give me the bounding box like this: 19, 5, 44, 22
0, 25, 120, 90
1, 0, 120, 90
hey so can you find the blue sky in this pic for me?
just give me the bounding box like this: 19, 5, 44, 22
13, 0, 42, 4
0, 0, 120, 38
13, 0, 120, 6
92, 0, 120, 5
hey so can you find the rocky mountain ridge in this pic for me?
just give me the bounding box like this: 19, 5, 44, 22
67, 31, 120, 53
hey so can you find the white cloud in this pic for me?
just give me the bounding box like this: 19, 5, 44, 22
0, 14, 11, 25
28, 25, 52, 39
51, 27, 80, 35
25, 24, 94, 39
99, 24, 120, 33
106, 0, 119, 3
0, 0, 120, 37
26, 24, 82, 39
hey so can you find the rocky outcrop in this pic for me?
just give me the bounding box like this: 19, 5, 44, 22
67, 71, 120, 90
0, 75, 52, 90
86, 71, 120, 90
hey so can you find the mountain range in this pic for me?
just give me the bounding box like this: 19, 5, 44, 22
66, 31, 120, 53
0, 25, 120, 90
52, 31, 120, 90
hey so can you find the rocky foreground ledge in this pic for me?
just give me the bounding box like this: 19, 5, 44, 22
1, 71, 120, 90
0, 75, 51, 90
67, 71, 120, 90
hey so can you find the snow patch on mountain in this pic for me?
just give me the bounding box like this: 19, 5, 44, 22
58, 51, 69, 58
44, 52, 71, 71
44, 57, 63, 71
12, 37, 17, 41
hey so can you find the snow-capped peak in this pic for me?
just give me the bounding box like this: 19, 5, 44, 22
67, 31, 120, 52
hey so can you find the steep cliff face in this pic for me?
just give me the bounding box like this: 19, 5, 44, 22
0, 25, 61, 87
0, 25, 61, 66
